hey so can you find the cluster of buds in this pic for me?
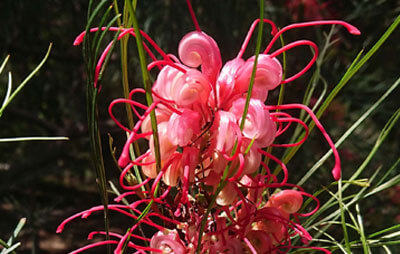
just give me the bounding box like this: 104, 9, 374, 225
57, 2, 360, 253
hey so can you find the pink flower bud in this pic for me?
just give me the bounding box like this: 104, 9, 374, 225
141, 150, 157, 179
153, 65, 186, 102
235, 54, 282, 102
182, 146, 199, 183
141, 108, 172, 137
216, 181, 237, 206
240, 175, 262, 203
171, 69, 212, 107
210, 237, 243, 254
150, 229, 186, 254
211, 151, 228, 175
268, 189, 303, 214
216, 58, 245, 109
167, 109, 202, 146
178, 31, 222, 84
212, 110, 238, 153
203, 170, 221, 187
241, 141, 262, 176
245, 230, 274, 254
229, 98, 276, 148
252, 207, 288, 244
150, 122, 177, 160
163, 155, 182, 187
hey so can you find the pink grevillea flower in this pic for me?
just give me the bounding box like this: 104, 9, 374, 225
150, 229, 187, 254
163, 153, 183, 187
267, 189, 303, 215
215, 58, 245, 109
209, 236, 243, 254
167, 109, 202, 146
235, 55, 282, 102
212, 110, 239, 154
229, 97, 276, 148
150, 121, 177, 160
178, 31, 222, 85
141, 108, 172, 136
216, 181, 237, 206
245, 230, 275, 254
59, 1, 361, 253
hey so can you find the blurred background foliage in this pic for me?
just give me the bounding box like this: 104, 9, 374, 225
0, 0, 399, 253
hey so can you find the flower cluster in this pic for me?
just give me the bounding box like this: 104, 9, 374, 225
57, 5, 360, 253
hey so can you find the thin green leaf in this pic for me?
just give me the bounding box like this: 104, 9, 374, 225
0, 44, 52, 117
378, 231, 400, 240
96, 26, 121, 83
0, 238, 10, 254
86, 0, 108, 36
369, 224, 400, 239
84, 0, 108, 78
316, 220, 359, 231
92, 5, 113, 57
0, 137, 69, 143
116, 1, 141, 157
356, 204, 370, 254
382, 245, 392, 254
109, 181, 130, 207
94, 13, 122, 66
278, 49, 363, 173
112, 0, 123, 26
334, 179, 352, 252
311, 226, 348, 253
285, 26, 336, 148
1, 72, 12, 110
316, 14, 400, 121
2, 242, 21, 254
374, 155, 400, 188
349, 108, 400, 184
0, 55, 10, 75
0, 218, 25, 254
366, 173, 400, 198
82, 2, 115, 251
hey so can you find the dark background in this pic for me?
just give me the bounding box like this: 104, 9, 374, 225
0, 0, 399, 253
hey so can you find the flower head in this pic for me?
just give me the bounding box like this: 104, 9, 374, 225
58, 2, 360, 253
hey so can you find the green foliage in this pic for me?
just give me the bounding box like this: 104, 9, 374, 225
0, 46, 69, 143
0, 217, 26, 254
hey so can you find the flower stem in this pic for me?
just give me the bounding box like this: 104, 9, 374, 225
239, 0, 264, 131
126, 0, 161, 174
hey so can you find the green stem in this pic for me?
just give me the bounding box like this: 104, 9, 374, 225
338, 178, 352, 252
239, 0, 264, 131
126, 0, 161, 174
114, 0, 144, 190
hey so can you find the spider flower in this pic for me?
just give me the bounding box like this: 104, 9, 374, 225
59, 2, 360, 253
